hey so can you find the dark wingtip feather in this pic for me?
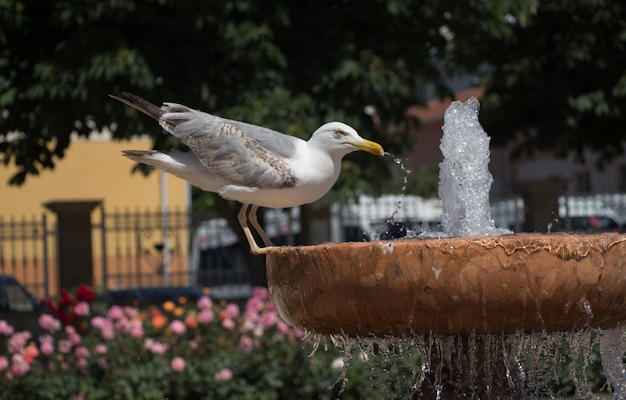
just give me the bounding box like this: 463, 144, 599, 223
110, 92, 163, 120
121, 149, 159, 159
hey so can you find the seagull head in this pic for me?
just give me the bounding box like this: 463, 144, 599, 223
309, 122, 384, 157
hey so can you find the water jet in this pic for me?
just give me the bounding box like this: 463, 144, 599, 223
265, 98, 626, 398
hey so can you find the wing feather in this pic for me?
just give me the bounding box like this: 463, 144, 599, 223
182, 121, 298, 189
111, 93, 300, 189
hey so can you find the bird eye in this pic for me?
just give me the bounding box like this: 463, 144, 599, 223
333, 130, 346, 138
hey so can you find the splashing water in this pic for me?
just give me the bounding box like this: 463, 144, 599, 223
377, 98, 511, 240
372, 153, 417, 240
376, 153, 449, 240
439, 97, 511, 236
383, 152, 412, 224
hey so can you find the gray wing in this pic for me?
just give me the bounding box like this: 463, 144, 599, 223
161, 103, 300, 189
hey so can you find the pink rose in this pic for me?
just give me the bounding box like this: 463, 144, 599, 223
124, 306, 139, 318
10, 354, 30, 377
100, 321, 115, 341
214, 368, 233, 381
129, 321, 144, 338
223, 304, 240, 319
198, 309, 214, 324
171, 356, 186, 372
95, 344, 107, 355
39, 340, 54, 356
58, 339, 72, 354
276, 320, 291, 335
251, 287, 269, 300
68, 332, 82, 346
169, 320, 186, 335
107, 306, 124, 320
196, 296, 212, 310
221, 318, 235, 331
245, 297, 264, 313
239, 335, 254, 354
144, 339, 168, 355
73, 301, 91, 317
75, 357, 88, 368
8, 331, 31, 353
258, 311, 277, 329
0, 320, 14, 336
115, 319, 130, 335
38, 314, 61, 332
75, 346, 90, 359
90, 316, 106, 329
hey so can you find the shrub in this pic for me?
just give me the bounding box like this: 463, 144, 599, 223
0, 287, 415, 399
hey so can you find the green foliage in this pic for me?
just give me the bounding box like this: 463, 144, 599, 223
3, 0, 624, 192
0, 0, 450, 189
0, 291, 422, 399
441, 0, 626, 164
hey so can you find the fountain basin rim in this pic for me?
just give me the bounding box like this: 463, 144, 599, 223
266, 233, 626, 336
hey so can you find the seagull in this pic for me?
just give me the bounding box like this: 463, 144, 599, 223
111, 92, 384, 254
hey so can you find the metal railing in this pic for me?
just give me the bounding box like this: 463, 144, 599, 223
92, 207, 193, 290
0, 213, 56, 299
2, 192, 626, 300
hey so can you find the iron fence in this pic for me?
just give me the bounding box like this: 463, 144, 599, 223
2, 192, 626, 301
0, 213, 56, 299
92, 207, 192, 290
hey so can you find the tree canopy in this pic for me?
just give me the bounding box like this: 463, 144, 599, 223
2, 0, 625, 188
0, 0, 452, 194
440, 0, 626, 165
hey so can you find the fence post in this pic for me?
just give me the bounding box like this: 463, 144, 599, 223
41, 213, 51, 298
99, 204, 108, 291
44, 200, 102, 290
515, 178, 567, 232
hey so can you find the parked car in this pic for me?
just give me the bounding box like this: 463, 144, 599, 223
102, 286, 206, 307
0, 275, 44, 332
569, 215, 623, 233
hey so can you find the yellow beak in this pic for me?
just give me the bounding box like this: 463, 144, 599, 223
351, 139, 384, 156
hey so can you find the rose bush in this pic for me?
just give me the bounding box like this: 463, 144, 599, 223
0, 287, 416, 399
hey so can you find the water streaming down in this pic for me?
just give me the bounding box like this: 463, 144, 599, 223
599, 328, 626, 399
377, 154, 452, 240
386, 153, 412, 223
375, 153, 415, 239
307, 329, 614, 398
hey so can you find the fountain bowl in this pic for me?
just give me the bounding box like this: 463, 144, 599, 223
266, 233, 626, 336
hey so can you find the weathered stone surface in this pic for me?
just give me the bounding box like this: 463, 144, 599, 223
266, 233, 626, 336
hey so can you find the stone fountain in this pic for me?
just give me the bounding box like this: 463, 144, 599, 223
264, 98, 626, 398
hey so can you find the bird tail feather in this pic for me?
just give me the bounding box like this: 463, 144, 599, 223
110, 92, 163, 120
121, 149, 160, 162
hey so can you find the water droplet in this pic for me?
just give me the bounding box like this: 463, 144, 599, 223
582, 299, 594, 319
383, 153, 412, 226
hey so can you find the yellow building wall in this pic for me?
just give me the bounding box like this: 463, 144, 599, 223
1, 137, 188, 214
0, 137, 192, 295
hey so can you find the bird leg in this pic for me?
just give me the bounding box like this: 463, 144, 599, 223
238, 204, 274, 255
248, 205, 275, 247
